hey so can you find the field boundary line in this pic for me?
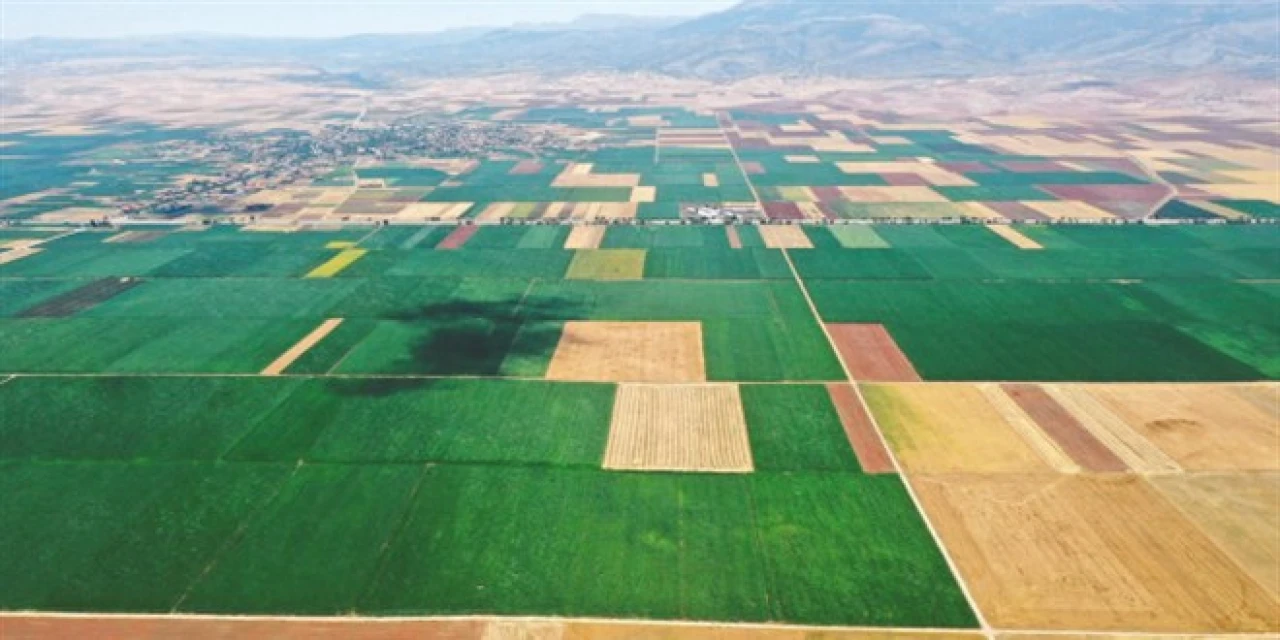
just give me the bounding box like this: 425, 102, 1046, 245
354, 225, 384, 247
169, 461, 306, 613
0, 374, 15, 386
7, 611, 1274, 637
779, 247, 993, 636
1126, 151, 1177, 220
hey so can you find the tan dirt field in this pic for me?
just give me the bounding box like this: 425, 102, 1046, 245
726, 226, 742, 249
394, 203, 473, 220
985, 224, 1042, 249
827, 384, 896, 474
261, 318, 344, 376
563, 226, 605, 249
1076, 384, 1279, 471
1044, 385, 1183, 474
703, 173, 720, 187
759, 226, 813, 249
1000, 384, 1129, 473
826, 323, 922, 382
604, 383, 752, 473
546, 321, 705, 383
0, 247, 43, 265
910, 473, 1280, 632
1152, 473, 1280, 600
839, 187, 948, 203
1022, 201, 1116, 220
630, 186, 657, 203
784, 154, 821, 163
863, 383, 1055, 474
978, 384, 1080, 474
551, 163, 641, 188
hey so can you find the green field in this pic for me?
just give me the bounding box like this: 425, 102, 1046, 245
0, 221, 1274, 627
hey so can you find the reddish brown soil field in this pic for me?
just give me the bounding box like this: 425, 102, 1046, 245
826, 383, 896, 474
879, 173, 931, 186
436, 225, 479, 250
1001, 384, 1129, 472
826, 323, 922, 382
810, 186, 845, 202
18, 277, 142, 318
725, 225, 742, 249
762, 202, 803, 220
509, 160, 544, 175
739, 161, 766, 175
0, 616, 483, 640
982, 201, 1050, 221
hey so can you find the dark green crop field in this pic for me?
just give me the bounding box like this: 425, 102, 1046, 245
0, 222, 1273, 627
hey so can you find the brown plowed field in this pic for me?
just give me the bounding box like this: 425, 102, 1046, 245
1152, 473, 1280, 600
509, 160, 544, 175
17, 277, 142, 318
1000, 384, 1128, 473
1079, 384, 1279, 471
0, 615, 483, 639
604, 383, 752, 473
0, 615, 987, 640
911, 473, 1280, 632
826, 323, 922, 382
863, 383, 1055, 474
563, 226, 605, 249
545, 321, 705, 383
759, 225, 813, 248
436, 225, 479, 250
826, 383, 895, 474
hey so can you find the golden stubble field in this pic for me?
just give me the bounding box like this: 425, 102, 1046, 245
867, 381, 1280, 633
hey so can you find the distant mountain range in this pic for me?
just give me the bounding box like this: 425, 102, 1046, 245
6, 1, 1277, 81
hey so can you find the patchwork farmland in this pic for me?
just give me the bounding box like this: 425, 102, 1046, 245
0, 217, 1275, 637
1, 100, 1278, 637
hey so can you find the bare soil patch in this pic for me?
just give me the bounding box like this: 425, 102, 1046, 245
827, 383, 895, 474
826, 323, 921, 382
437, 225, 479, 250
546, 321, 705, 383
1001, 384, 1128, 473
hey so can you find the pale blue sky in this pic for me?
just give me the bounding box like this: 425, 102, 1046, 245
2, 1, 736, 39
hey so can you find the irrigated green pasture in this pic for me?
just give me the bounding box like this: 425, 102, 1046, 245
0, 221, 1274, 627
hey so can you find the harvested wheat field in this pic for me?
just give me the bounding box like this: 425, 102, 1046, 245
1071, 384, 1279, 471
1041, 385, 1182, 474
911, 473, 1280, 632
261, 318, 344, 375
985, 224, 1042, 249
759, 225, 813, 249
565, 249, 646, 280
1152, 473, 1280, 600
546, 321, 705, 383
604, 383, 752, 472
564, 225, 605, 249
863, 383, 1055, 474
826, 323, 921, 382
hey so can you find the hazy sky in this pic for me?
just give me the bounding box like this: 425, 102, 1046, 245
2, 1, 737, 39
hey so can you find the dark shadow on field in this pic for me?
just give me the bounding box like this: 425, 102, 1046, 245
329, 295, 582, 397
